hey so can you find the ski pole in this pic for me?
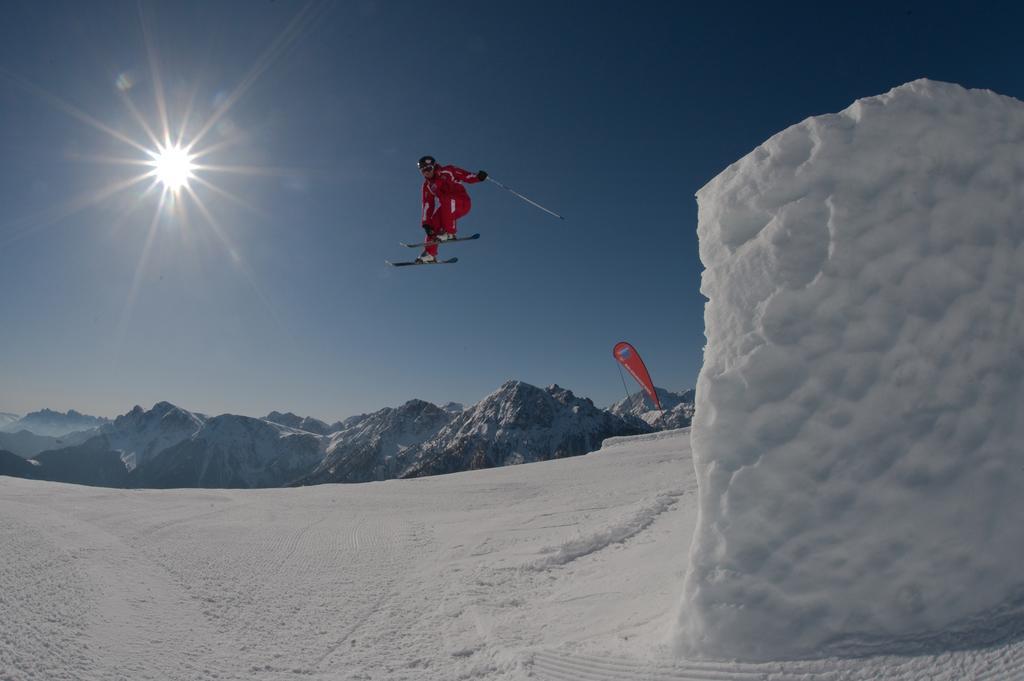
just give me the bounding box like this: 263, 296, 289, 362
486, 177, 565, 220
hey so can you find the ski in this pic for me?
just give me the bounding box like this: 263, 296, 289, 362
386, 257, 459, 267
399, 233, 480, 248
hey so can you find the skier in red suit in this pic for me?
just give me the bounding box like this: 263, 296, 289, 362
416, 155, 487, 263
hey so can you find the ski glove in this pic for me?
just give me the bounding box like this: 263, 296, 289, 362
476, 170, 488, 181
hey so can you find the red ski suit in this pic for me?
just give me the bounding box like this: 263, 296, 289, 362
421, 165, 484, 256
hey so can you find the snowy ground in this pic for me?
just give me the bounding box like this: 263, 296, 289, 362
2, 429, 1022, 680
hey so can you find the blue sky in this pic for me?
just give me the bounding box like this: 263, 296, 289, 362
2, 1, 1023, 420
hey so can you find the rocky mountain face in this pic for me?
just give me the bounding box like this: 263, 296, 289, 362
609, 388, 696, 429
400, 382, 651, 479
649, 401, 695, 430
297, 399, 452, 485
102, 402, 206, 470
130, 415, 324, 489
263, 411, 341, 436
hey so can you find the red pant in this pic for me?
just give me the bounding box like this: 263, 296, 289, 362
424, 194, 471, 256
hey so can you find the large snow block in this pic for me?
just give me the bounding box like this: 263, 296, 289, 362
678, 80, 1024, 660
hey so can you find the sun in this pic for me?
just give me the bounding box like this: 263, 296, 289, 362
147, 143, 196, 193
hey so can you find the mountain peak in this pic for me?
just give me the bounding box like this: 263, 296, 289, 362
263, 411, 334, 435
401, 380, 651, 478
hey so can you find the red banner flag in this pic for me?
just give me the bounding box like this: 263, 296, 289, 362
613, 341, 662, 411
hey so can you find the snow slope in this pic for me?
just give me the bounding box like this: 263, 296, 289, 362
3, 429, 1022, 680
681, 79, 1024, 661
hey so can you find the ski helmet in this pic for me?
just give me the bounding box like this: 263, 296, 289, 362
417, 155, 437, 170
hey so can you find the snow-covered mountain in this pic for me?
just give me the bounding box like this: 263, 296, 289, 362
1, 408, 108, 437
400, 381, 651, 478
101, 402, 206, 470
441, 401, 465, 414
14, 402, 206, 486
0, 412, 19, 429
1, 383, 654, 490
651, 400, 695, 430
263, 411, 341, 435
296, 399, 453, 485
131, 414, 325, 488
609, 387, 696, 429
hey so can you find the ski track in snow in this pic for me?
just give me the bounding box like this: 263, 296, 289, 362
532, 644, 1024, 681
530, 491, 685, 569
2, 428, 1023, 680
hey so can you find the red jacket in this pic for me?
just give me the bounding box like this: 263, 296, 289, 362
422, 165, 483, 224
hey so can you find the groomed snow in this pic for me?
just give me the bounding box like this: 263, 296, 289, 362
4, 429, 1024, 680
680, 79, 1024, 661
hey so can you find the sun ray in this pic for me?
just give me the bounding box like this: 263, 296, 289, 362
0, 67, 153, 156
116, 87, 163, 150
185, 184, 281, 325
188, 175, 270, 221
1, 172, 155, 247
194, 163, 310, 179
115, 188, 168, 351
138, 3, 173, 150
184, 184, 239, 261
65, 152, 155, 167
105, 180, 167, 240
185, 130, 252, 161
188, 0, 332, 150
175, 77, 203, 149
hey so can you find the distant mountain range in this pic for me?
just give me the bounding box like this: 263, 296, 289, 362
0, 408, 109, 437
609, 387, 696, 430
0, 381, 693, 490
